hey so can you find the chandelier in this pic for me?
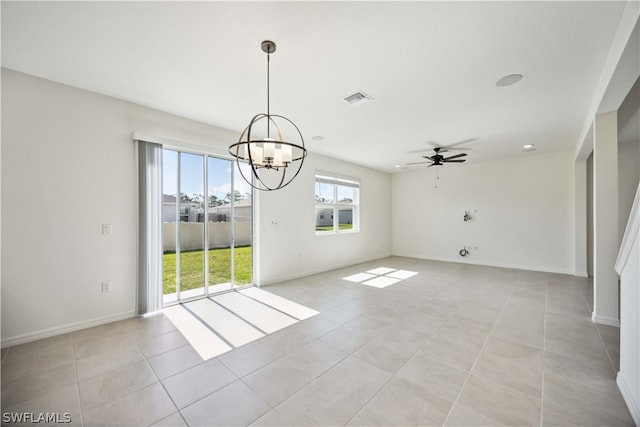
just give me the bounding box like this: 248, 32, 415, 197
229, 40, 307, 191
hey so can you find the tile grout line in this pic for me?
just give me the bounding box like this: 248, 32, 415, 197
217, 312, 343, 380
152, 355, 190, 427
593, 321, 618, 374
75, 338, 172, 425
343, 301, 454, 426
246, 302, 416, 426
235, 289, 306, 321
180, 302, 237, 348
580, 284, 619, 374
161, 358, 241, 422
148, 343, 207, 380
207, 296, 272, 336
70, 333, 86, 426
1, 347, 9, 365
441, 283, 516, 426
138, 358, 178, 426
539, 281, 548, 427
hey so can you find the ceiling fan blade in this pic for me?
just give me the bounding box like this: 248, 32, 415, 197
406, 161, 433, 165
409, 141, 448, 153
443, 159, 466, 163
447, 138, 476, 148
410, 147, 453, 154
443, 153, 467, 161
439, 146, 471, 151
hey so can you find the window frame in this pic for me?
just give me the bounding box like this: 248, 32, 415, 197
314, 174, 360, 235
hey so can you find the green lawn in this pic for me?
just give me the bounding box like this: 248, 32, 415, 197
163, 246, 252, 294
315, 224, 354, 232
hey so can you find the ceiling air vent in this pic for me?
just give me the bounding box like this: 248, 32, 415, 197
344, 91, 373, 105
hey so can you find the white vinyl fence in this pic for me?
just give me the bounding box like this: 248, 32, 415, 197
162, 222, 251, 252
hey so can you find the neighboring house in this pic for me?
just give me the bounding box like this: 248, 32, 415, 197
162, 194, 201, 223
339, 209, 353, 225
316, 209, 333, 227
163, 194, 252, 223
316, 198, 353, 227
210, 198, 252, 222
315, 209, 352, 226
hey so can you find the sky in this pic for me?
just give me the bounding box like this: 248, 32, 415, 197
163, 149, 252, 202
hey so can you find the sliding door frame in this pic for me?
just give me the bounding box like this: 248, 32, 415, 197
151, 138, 254, 307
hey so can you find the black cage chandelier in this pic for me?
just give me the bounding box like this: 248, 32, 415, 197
229, 40, 307, 191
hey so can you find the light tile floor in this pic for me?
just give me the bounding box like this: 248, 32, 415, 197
1, 256, 633, 426
162, 289, 319, 360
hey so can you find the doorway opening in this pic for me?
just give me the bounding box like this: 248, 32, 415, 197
161, 149, 253, 305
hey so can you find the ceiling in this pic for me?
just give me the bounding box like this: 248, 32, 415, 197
1, 1, 630, 172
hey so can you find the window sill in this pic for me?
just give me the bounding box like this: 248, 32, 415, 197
315, 229, 360, 236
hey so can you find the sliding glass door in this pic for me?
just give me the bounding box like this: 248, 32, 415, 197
162, 149, 252, 304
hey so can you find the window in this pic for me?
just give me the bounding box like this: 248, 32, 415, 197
315, 174, 359, 233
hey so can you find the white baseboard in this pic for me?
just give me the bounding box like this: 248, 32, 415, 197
1, 310, 137, 348
592, 312, 621, 327
390, 252, 574, 275
573, 271, 589, 278
618, 372, 640, 426
257, 252, 393, 286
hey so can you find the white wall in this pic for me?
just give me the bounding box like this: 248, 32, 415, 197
1, 69, 392, 345
0, 69, 230, 344
574, 160, 588, 277
619, 141, 640, 242
392, 150, 575, 274
618, 78, 640, 244
617, 229, 640, 425
615, 184, 640, 426
256, 152, 392, 285
587, 153, 595, 277
593, 111, 620, 326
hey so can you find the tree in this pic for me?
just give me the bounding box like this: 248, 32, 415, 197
224, 190, 243, 204
208, 194, 223, 207
181, 193, 204, 208
180, 192, 194, 202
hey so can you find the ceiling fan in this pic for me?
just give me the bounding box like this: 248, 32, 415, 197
408, 138, 476, 154
407, 147, 467, 167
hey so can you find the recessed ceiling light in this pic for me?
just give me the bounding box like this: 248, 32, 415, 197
523, 144, 536, 151
311, 136, 325, 142
496, 74, 523, 87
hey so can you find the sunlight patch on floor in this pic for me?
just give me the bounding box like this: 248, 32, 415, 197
163, 288, 319, 360
163, 304, 232, 360
342, 267, 418, 288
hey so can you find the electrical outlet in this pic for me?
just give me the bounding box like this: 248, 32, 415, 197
102, 224, 112, 235
101, 281, 112, 293
271, 220, 279, 227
